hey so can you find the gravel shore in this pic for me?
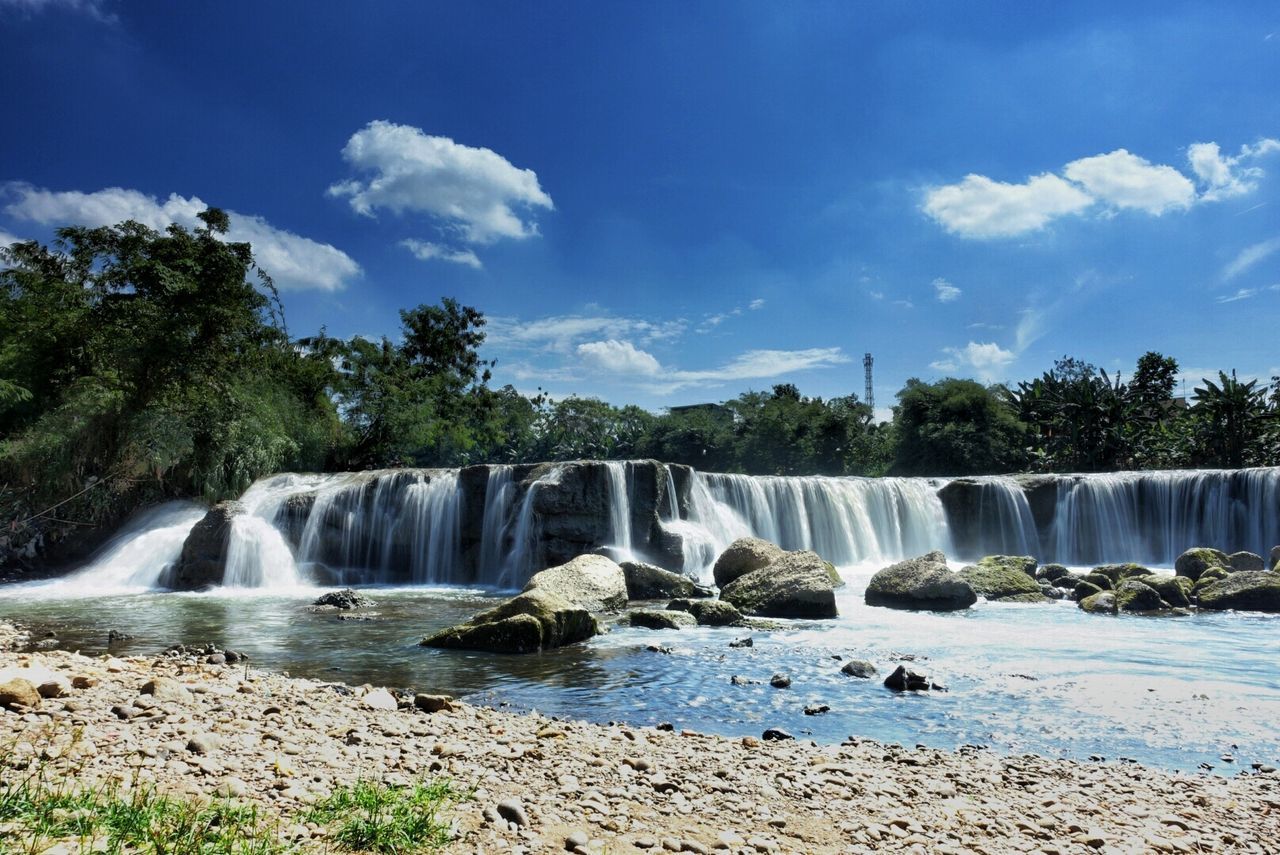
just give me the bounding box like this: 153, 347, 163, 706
2, 624, 1277, 854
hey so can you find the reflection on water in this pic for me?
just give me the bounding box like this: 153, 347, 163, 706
2, 567, 1277, 775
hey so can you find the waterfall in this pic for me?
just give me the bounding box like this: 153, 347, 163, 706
223, 476, 307, 588
953, 477, 1040, 560
602, 461, 635, 560
54, 502, 207, 594
496, 466, 563, 588
477, 466, 516, 579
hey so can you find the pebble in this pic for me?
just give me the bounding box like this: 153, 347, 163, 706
768, 674, 791, 689
496, 797, 530, 827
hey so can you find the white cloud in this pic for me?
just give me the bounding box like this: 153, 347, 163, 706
749, 298, 765, 310
328, 120, 552, 265
0, 0, 114, 21
400, 238, 482, 269
929, 359, 959, 372
942, 341, 1017, 382
967, 322, 1004, 330
867, 290, 885, 300
1216, 288, 1259, 303
933, 277, 961, 302
923, 172, 1092, 238
3, 184, 360, 291
925, 139, 1280, 238
1014, 307, 1046, 352
893, 299, 914, 309
657, 348, 849, 392
0, 229, 22, 247
1062, 149, 1195, 215
485, 313, 686, 354
1189, 139, 1280, 201
1222, 235, 1280, 280
576, 340, 662, 376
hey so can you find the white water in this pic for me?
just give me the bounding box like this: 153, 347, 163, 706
223, 476, 309, 588
602, 461, 635, 561
477, 465, 515, 578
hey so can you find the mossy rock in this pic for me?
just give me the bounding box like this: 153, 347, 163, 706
1079, 591, 1118, 614
1072, 580, 1103, 602
721, 550, 839, 619
712, 537, 786, 588
1133, 575, 1192, 608
1114, 580, 1167, 613
687, 599, 742, 626
621, 561, 699, 600
1092, 563, 1151, 584
999, 592, 1054, 604
1082, 572, 1114, 591
958, 560, 1048, 602
1228, 551, 1265, 573
865, 552, 976, 612
1035, 563, 1071, 583
421, 589, 598, 654
823, 561, 845, 588
1196, 571, 1280, 613
976, 555, 1038, 577
629, 609, 697, 630
1174, 548, 1230, 582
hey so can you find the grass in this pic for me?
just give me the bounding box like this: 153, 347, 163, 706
304, 780, 462, 855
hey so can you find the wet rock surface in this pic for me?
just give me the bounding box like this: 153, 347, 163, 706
865, 551, 978, 611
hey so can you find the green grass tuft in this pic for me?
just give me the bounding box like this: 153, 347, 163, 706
305, 779, 461, 854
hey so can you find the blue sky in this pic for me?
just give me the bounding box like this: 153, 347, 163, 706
2, 1, 1278, 417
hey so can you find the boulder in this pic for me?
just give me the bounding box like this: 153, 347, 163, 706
686, 599, 742, 626
1113, 580, 1167, 613
140, 677, 191, 703
864, 551, 977, 612
0, 678, 40, 710
620, 561, 699, 600
1072, 580, 1104, 602
1092, 563, 1151, 584
312, 589, 373, 610
979, 554, 1038, 577
163, 501, 242, 590
1271, 546, 1280, 571
712, 538, 786, 588
841, 659, 877, 679
1229, 551, 1265, 573
1133, 575, 1192, 608
1079, 591, 1118, 614
629, 609, 697, 630
421, 588, 598, 653
958, 556, 1048, 602
1174, 548, 1230, 582
720, 550, 839, 619
1196, 571, 1280, 613
883, 665, 935, 692
522, 554, 627, 612
1035, 563, 1071, 583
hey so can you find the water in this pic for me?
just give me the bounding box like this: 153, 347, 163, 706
2, 569, 1276, 775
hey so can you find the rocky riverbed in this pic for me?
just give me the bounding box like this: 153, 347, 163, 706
2, 622, 1277, 853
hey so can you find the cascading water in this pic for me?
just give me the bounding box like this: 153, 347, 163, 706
496, 466, 563, 588
48, 502, 207, 594
223, 476, 308, 588
947, 477, 1040, 560
602, 461, 635, 561
477, 466, 515, 578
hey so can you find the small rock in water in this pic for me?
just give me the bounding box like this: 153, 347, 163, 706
762, 728, 794, 741
646, 644, 673, 654
883, 665, 931, 692
312, 588, 373, 610
840, 659, 877, 678
730, 675, 759, 686
803, 704, 830, 716
769, 673, 792, 689
656, 721, 675, 732
728, 636, 753, 648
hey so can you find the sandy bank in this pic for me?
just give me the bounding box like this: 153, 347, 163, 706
1, 625, 1277, 854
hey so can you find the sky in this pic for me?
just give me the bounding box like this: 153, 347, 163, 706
1, 1, 1278, 418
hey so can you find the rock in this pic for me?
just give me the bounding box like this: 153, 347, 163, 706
841, 659, 877, 678
496, 797, 530, 827
1092, 563, 1152, 583
769, 673, 792, 689
761, 728, 794, 741
730, 675, 759, 686
1133, 575, 1192, 608
686, 599, 742, 626
0, 678, 40, 710
414, 694, 454, 713
883, 665, 932, 691
1079, 591, 1118, 615
959, 556, 1048, 602
1174, 548, 1230, 582
140, 677, 191, 703
1039, 585, 1065, 600
712, 537, 787, 589
621, 561, 699, 600
163, 501, 242, 590
421, 588, 598, 654
1229, 551, 1265, 573
629, 609, 697, 630
728, 636, 753, 648
1196, 571, 1280, 613
1035, 563, 1071, 583
312, 589, 373, 610
362, 688, 398, 711
186, 733, 221, 755
1271, 545, 1280, 571
1073, 581, 1104, 602
865, 552, 977, 611
523, 554, 628, 612
720, 550, 839, 619
803, 704, 830, 715
1082, 572, 1114, 591
1113, 580, 1167, 613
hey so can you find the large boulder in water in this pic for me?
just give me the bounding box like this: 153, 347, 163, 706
163, 501, 242, 590
720, 550, 839, 619
865, 551, 977, 611
713, 538, 786, 588
620, 561, 699, 600
958, 556, 1047, 603
1271, 546, 1280, 571
1133, 574, 1192, 608
1229, 551, 1265, 573
1174, 548, 1230, 582
420, 589, 598, 653
1196, 571, 1280, 613
522, 554, 627, 612
1113, 579, 1168, 613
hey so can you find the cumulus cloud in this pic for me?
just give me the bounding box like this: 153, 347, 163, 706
3, 184, 360, 291
940, 341, 1017, 381
924, 138, 1280, 238
933, 277, 961, 302
576, 339, 662, 376
329, 120, 552, 264
1222, 235, 1280, 280
400, 238, 482, 269
1062, 149, 1195, 214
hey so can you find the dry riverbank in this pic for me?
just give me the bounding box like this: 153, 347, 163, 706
1, 623, 1277, 854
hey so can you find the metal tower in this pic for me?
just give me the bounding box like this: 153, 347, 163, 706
863, 352, 874, 410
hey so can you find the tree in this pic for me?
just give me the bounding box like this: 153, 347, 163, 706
891, 378, 1027, 475
1191, 371, 1272, 468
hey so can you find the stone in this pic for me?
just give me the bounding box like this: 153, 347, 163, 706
1113, 580, 1167, 613
1092, 563, 1151, 583
186, 733, 220, 755
1081, 572, 1114, 591
769, 673, 791, 689
720, 550, 839, 619
883, 665, 931, 692
163, 501, 242, 590
629, 609, 697, 630
0, 678, 40, 710
1079, 591, 1118, 615
712, 537, 787, 588
864, 552, 977, 611
496, 797, 530, 827
362, 688, 398, 711
958, 556, 1048, 602
312, 588, 373, 610
1133, 575, 1192, 608
1174, 548, 1230, 582
686, 599, 742, 626
803, 704, 830, 715
621, 561, 699, 600
1073, 581, 1104, 602
1271, 545, 1280, 571
1196, 571, 1280, 613
728, 636, 753, 648
1035, 563, 1072, 583
1228, 551, 1265, 573
140, 677, 191, 703
413, 694, 454, 713
421, 588, 598, 654
761, 728, 794, 741
523, 554, 628, 612
841, 659, 877, 678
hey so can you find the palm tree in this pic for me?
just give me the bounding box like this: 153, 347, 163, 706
1192, 371, 1270, 468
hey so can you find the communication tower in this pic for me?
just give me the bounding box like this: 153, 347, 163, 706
863, 352, 874, 410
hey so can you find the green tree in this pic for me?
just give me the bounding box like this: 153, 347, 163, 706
1191, 371, 1272, 467
891, 378, 1027, 475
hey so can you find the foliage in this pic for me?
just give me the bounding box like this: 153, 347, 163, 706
892, 378, 1027, 475
304, 779, 462, 854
